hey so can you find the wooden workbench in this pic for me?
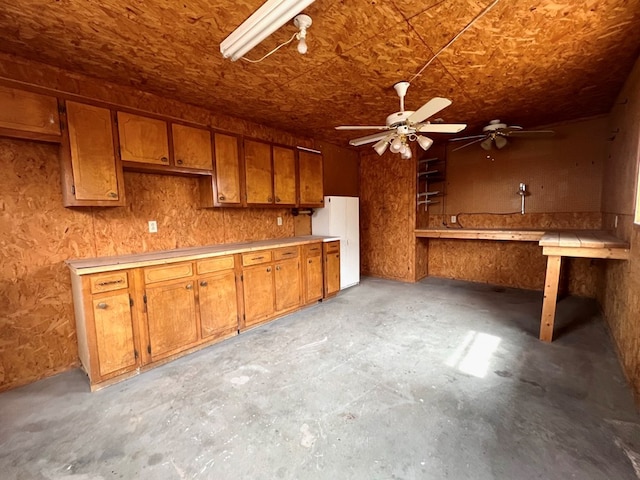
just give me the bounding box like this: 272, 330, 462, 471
538, 231, 629, 341
415, 228, 630, 342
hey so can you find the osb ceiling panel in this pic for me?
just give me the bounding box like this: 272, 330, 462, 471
0, 0, 639, 145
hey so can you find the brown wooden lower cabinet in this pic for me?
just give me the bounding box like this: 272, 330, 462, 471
324, 241, 341, 297
145, 279, 199, 361
69, 240, 338, 390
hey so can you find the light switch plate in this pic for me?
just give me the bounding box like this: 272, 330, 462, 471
277, 216, 283, 226
148, 220, 158, 233
450, 215, 457, 224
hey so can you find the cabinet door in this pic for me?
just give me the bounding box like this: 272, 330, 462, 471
244, 139, 273, 204
0, 86, 60, 139
304, 252, 323, 303
92, 292, 137, 378
273, 146, 296, 206
214, 133, 241, 205
117, 112, 169, 165
198, 271, 238, 338
172, 123, 213, 170
324, 244, 340, 297
242, 264, 275, 327
146, 280, 198, 360
298, 150, 324, 206
275, 258, 300, 312
66, 101, 122, 203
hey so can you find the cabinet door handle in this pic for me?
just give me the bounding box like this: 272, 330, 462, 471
252, 256, 264, 261
161, 156, 169, 163
281, 252, 293, 256
177, 159, 183, 165
276, 266, 281, 271
186, 284, 193, 290
308, 259, 312, 264
97, 279, 124, 287
200, 281, 208, 287
108, 191, 118, 199
267, 196, 273, 202
275, 197, 281, 203
218, 195, 225, 201
96, 302, 108, 309
266, 267, 272, 273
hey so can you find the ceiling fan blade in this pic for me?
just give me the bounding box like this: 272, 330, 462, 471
449, 134, 486, 142
451, 137, 485, 152
416, 123, 467, 134
407, 97, 452, 124
349, 131, 391, 146
335, 125, 391, 131
508, 130, 555, 137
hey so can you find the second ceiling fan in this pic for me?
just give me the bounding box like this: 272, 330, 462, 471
335, 81, 467, 159
450, 119, 555, 151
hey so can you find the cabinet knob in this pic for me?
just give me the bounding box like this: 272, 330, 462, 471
177, 159, 183, 165
108, 191, 118, 199
267, 196, 273, 202
308, 259, 312, 264
219, 195, 225, 201
96, 302, 107, 309
266, 267, 272, 273
185, 284, 193, 290
276, 266, 281, 271
161, 156, 169, 163
275, 197, 281, 203
200, 281, 208, 287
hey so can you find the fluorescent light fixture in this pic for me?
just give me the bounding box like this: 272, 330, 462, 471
220, 0, 315, 61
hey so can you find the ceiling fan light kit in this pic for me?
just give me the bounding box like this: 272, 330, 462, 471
337, 81, 466, 158
220, 0, 315, 61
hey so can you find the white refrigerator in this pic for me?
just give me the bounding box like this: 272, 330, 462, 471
312, 196, 360, 290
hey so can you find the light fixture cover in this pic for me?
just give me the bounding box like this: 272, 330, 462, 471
495, 135, 508, 149
480, 138, 493, 150
417, 136, 434, 151
373, 138, 389, 156
220, 0, 315, 61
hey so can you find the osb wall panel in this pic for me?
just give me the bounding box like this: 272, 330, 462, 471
424, 212, 603, 297
0, 139, 89, 389
317, 140, 359, 197
600, 55, 640, 403
360, 148, 416, 282
0, 139, 297, 392
443, 117, 607, 215
602, 55, 640, 216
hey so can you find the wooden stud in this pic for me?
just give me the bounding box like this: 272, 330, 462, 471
540, 255, 562, 342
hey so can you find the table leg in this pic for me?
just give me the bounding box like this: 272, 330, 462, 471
540, 255, 562, 342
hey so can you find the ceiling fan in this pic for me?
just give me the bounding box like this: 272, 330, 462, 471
450, 119, 555, 151
335, 81, 467, 159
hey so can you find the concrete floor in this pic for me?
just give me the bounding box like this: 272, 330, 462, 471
1, 277, 639, 480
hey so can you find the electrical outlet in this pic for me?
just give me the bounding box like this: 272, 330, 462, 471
450, 215, 457, 224
277, 216, 283, 226
148, 220, 158, 233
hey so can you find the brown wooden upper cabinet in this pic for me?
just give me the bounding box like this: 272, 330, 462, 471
298, 150, 324, 207
244, 139, 273, 205
0, 86, 61, 142
171, 123, 213, 170
199, 132, 242, 207
61, 101, 125, 207
273, 146, 297, 206
117, 112, 169, 165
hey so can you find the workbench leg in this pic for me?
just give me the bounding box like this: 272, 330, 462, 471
540, 255, 562, 342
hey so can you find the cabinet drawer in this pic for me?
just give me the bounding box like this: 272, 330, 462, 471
325, 241, 340, 254
90, 272, 129, 294
273, 246, 299, 261
304, 243, 322, 257
242, 250, 272, 267
197, 255, 235, 275
144, 262, 193, 284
